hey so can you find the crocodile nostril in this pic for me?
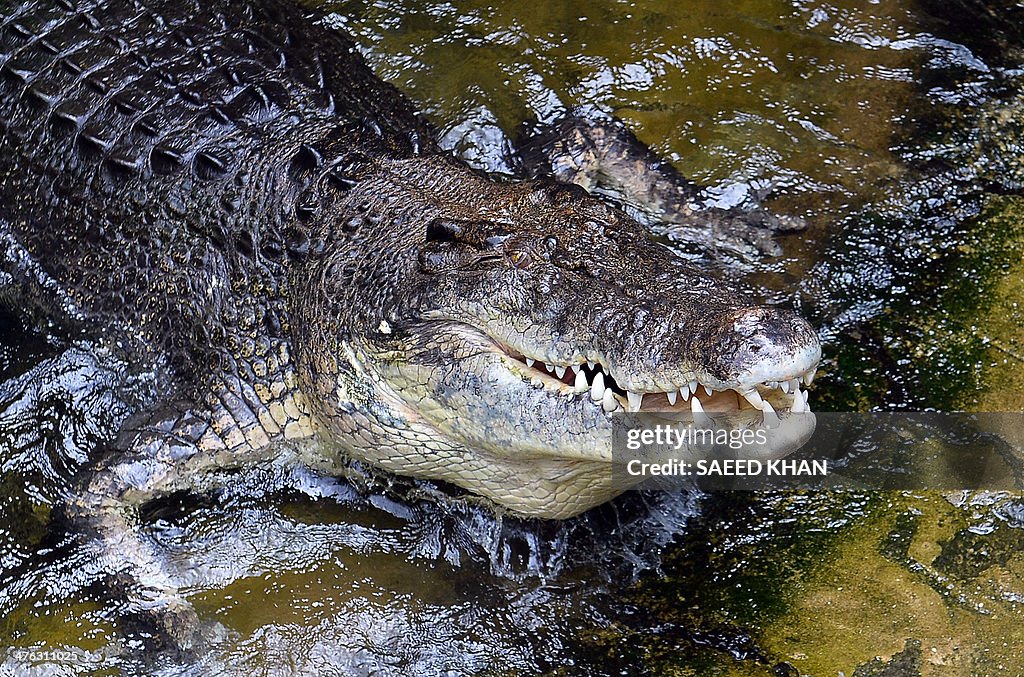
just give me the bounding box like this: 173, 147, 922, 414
750, 344, 762, 353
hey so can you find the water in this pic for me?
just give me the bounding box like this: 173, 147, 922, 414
2, 1, 1024, 675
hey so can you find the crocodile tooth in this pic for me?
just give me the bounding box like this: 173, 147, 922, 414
703, 384, 714, 397
688, 379, 698, 393
791, 388, 806, 413
587, 360, 595, 370
601, 388, 617, 412
531, 376, 543, 388
627, 391, 644, 412
761, 400, 780, 426
788, 378, 800, 393
544, 362, 554, 372
667, 390, 678, 406
780, 380, 790, 393
571, 364, 580, 374
803, 369, 816, 385
555, 365, 566, 378
574, 369, 588, 392
590, 372, 605, 402
680, 384, 690, 400
690, 396, 704, 413
742, 390, 764, 409
526, 358, 535, 368
768, 381, 778, 389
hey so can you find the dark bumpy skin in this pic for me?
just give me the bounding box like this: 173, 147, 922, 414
0, 0, 819, 526
517, 110, 807, 259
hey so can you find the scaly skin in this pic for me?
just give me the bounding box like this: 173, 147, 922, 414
517, 110, 807, 259
0, 0, 820, 521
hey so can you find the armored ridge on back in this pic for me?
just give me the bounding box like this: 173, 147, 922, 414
0, 0, 819, 521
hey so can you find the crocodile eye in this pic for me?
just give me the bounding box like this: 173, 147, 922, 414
508, 250, 533, 269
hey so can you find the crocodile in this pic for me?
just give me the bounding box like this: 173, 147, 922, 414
0, 0, 820, 645
0, 0, 821, 512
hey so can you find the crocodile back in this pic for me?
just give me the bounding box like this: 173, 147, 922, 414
0, 0, 433, 365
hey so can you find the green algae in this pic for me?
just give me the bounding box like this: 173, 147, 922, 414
589, 492, 1024, 675
963, 196, 1024, 413
812, 187, 1024, 414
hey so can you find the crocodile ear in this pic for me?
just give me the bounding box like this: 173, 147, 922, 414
424, 217, 465, 243
425, 217, 512, 250
419, 218, 511, 273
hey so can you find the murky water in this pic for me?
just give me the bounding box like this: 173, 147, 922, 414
2, 1, 1024, 675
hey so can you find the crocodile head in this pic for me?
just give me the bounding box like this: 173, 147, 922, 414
301, 161, 820, 518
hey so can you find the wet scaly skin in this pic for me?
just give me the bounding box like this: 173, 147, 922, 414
0, 0, 818, 519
